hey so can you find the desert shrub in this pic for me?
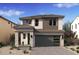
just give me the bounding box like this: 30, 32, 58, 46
70, 48, 75, 51
72, 39, 79, 45
12, 45, 17, 48
76, 50, 79, 53
10, 45, 17, 50
0, 44, 2, 48
23, 50, 29, 54
64, 39, 75, 46
0, 42, 4, 48
76, 47, 79, 49
10, 47, 14, 50
9, 51, 12, 54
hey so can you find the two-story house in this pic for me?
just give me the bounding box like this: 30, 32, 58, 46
14, 14, 64, 47
0, 16, 16, 45
71, 17, 79, 39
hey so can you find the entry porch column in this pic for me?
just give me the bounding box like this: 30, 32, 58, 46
15, 32, 19, 47
60, 35, 64, 47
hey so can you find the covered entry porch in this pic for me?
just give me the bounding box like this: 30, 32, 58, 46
14, 25, 35, 47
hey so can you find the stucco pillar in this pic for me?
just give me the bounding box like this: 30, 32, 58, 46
26, 33, 28, 45
21, 33, 23, 45
60, 35, 64, 47
30, 32, 35, 47
15, 32, 19, 47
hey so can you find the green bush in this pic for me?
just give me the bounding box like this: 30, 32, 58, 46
70, 48, 75, 51
10, 45, 17, 50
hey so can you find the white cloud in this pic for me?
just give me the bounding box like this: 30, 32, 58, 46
53, 3, 79, 8
0, 9, 24, 16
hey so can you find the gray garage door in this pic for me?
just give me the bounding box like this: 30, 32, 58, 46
35, 35, 60, 47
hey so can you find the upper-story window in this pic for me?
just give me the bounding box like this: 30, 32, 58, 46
75, 24, 77, 29
49, 18, 57, 26
24, 20, 31, 24
35, 19, 39, 26
26, 20, 29, 23
29, 20, 32, 24
49, 19, 52, 26
53, 19, 56, 26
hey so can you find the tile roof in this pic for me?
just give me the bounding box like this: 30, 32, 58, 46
35, 29, 64, 33
14, 24, 34, 29
20, 14, 64, 20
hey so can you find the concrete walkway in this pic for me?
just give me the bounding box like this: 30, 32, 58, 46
31, 47, 76, 55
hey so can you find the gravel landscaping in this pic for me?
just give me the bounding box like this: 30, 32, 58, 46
65, 46, 79, 54
0, 46, 31, 55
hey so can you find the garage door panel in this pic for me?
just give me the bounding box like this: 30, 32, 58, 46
35, 35, 60, 47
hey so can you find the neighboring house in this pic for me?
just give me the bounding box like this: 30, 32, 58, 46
0, 16, 16, 45
71, 17, 79, 39
14, 14, 64, 47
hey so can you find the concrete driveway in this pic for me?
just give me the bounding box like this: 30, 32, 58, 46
31, 47, 76, 55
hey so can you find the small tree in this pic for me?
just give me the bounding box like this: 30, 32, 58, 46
64, 30, 76, 45
63, 22, 76, 46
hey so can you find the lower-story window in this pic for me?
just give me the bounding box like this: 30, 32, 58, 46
23, 33, 26, 39
18, 32, 21, 45
28, 33, 30, 45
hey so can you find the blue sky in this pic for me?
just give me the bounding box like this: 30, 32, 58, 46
0, 3, 79, 24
